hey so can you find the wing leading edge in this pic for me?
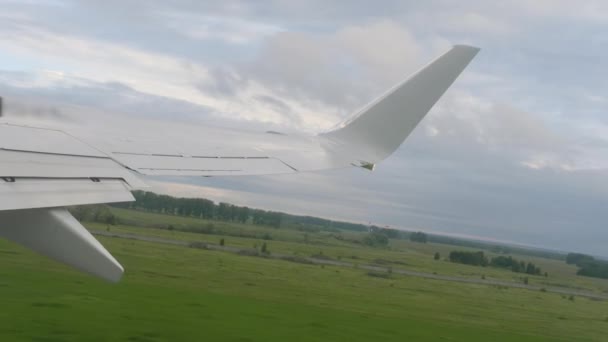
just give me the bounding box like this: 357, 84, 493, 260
0, 45, 479, 281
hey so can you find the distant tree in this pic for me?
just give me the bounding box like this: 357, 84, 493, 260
217, 202, 232, 221
449, 251, 488, 267
526, 262, 536, 275
219, 238, 225, 246
566, 253, 595, 266
261, 242, 268, 254
491, 256, 542, 276
410, 232, 428, 243
379, 228, 400, 239
236, 206, 250, 223
363, 231, 389, 247
491, 256, 514, 268
105, 214, 117, 225
434, 252, 441, 260
576, 260, 608, 279
523, 277, 529, 285
512, 262, 521, 273
167, 224, 174, 231
544, 272, 548, 278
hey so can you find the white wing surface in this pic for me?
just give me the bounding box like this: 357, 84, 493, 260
0, 45, 479, 281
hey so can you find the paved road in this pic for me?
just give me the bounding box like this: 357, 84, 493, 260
93, 230, 608, 301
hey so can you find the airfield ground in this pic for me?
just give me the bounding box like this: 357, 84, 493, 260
0, 208, 606, 341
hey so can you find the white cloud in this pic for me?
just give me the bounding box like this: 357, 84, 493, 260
0, 26, 212, 100
414, 11, 516, 36
157, 12, 283, 44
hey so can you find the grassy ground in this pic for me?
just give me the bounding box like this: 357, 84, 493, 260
0, 209, 606, 341
96, 208, 608, 295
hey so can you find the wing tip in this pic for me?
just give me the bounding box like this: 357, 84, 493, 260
452, 44, 481, 58
320, 43, 480, 165
453, 44, 480, 50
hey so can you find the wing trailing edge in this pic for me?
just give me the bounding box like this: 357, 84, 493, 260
321, 45, 479, 167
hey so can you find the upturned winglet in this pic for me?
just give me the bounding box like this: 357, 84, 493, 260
321, 45, 480, 168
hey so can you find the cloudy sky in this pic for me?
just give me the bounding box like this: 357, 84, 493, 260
1, 1, 608, 255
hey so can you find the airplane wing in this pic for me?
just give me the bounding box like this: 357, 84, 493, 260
0, 45, 479, 282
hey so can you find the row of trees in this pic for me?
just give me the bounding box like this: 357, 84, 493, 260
448, 251, 543, 275
361, 228, 429, 247
364, 227, 429, 244
116, 191, 369, 231
115, 191, 283, 228
409, 232, 428, 243
566, 253, 596, 266
449, 251, 488, 266
566, 253, 608, 279
490, 256, 542, 275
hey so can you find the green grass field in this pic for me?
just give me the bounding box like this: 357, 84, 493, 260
0, 208, 606, 341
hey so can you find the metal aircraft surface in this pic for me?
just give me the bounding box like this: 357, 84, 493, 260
0, 45, 479, 282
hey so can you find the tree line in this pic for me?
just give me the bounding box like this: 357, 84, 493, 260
448, 251, 544, 276
566, 253, 608, 279
360, 228, 429, 247
113, 191, 369, 232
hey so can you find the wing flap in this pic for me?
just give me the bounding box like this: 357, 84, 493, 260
0, 178, 134, 211
111, 153, 296, 176
0, 145, 143, 211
